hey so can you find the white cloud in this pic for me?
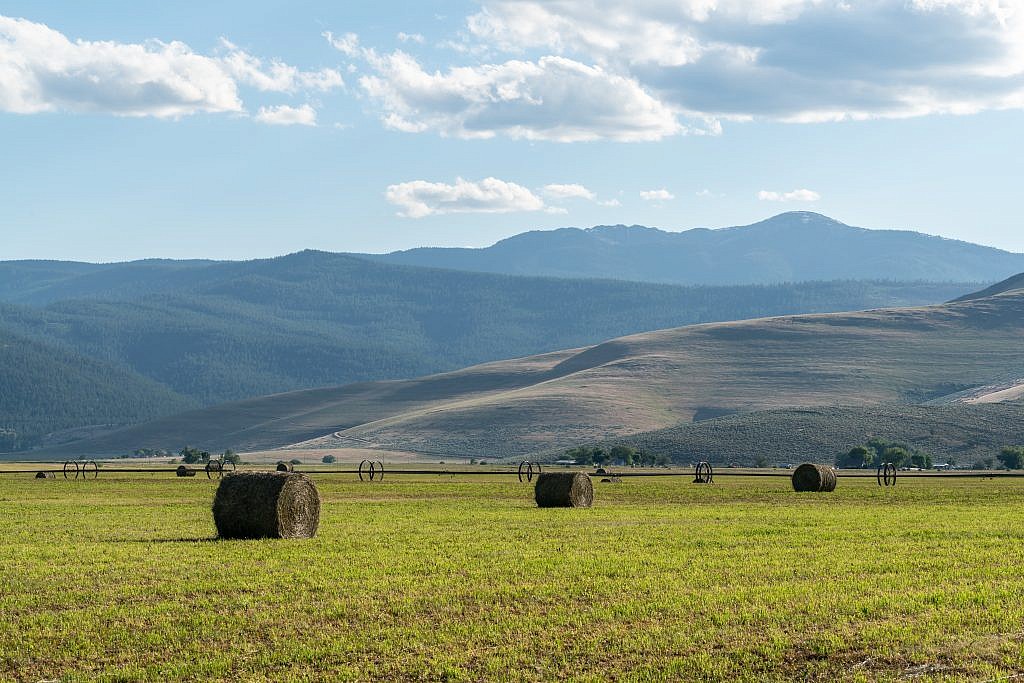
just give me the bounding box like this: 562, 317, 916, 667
255, 104, 317, 126
386, 177, 550, 218
352, 50, 686, 142
0, 15, 241, 117
640, 189, 675, 201
598, 198, 622, 207
397, 32, 426, 44
696, 188, 723, 198
758, 188, 820, 201
466, 1, 1024, 122
542, 183, 596, 201
218, 40, 343, 93
0, 15, 343, 119
323, 31, 361, 57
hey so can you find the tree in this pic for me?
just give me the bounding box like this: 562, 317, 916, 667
179, 446, 203, 464
566, 446, 593, 465
289, 458, 302, 465
753, 455, 768, 468
591, 448, 607, 466
223, 449, 240, 465
321, 454, 336, 464
854, 446, 874, 468
883, 446, 909, 467
910, 452, 932, 469
609, 445, 635, 466
998, 446, 1024, 470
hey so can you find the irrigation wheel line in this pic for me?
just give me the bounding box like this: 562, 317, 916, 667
62, 460, 98, 479
517, 460, 543, 483
358, 459, 385, 481
876, 462, 897, 487
693, 461, 714, 484
6, 466, 1024, 479
204, 458, 235, 479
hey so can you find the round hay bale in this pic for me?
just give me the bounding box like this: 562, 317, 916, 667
176, 465, 196, 478
276, 461, 293, 472
534, 472, 594, 508
600, 476, 622, 484
35, 471, 55, 479
212, 472, 320, 539
792, 463, 837, 492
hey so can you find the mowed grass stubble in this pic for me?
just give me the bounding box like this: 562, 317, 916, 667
2, 473, 1024, 681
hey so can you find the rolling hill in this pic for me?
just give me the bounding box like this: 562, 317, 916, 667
364, 212, 1024, 285
598, 403, 1024, 466
27, 277, 1024, 461
0, 251, 975, 451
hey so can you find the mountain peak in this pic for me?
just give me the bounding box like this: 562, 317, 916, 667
364, 213, 1024, 286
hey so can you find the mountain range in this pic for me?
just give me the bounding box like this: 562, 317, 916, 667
364, 212, 1024, 285
2, 211, 1019, 455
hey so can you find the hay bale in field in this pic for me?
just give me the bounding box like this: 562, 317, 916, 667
212, 472, 320, 539
176, 465, 196, 478
600, 476, 622, 484
534, 472, 594, 508
791, 463, 837, 492
276, 461, 293, 472
35, 471, 55, 479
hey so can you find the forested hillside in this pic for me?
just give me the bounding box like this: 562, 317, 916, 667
0, 326, 194, 451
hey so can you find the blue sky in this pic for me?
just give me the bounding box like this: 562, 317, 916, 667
1, 0, 1022, 261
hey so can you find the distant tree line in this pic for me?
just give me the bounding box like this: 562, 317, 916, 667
564, 445, 669, 467
838, 438, 934, 469
839, 439, 1024, 470
177, 446, 239, 465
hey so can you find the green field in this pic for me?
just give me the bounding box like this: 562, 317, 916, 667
3, 472, 1024, 681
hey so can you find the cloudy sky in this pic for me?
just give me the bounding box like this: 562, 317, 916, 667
2, 0, 1022, 260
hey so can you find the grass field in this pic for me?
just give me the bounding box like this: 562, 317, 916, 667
3, 472, 1024, 681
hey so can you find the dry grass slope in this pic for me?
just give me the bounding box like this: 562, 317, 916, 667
24, 285, 1024, 461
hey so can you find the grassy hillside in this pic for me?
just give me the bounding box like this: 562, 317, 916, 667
952, 270, 1024, 302
30, 283, 1024, 459
597, 404, 1024, 466
0, 251, 975, 449
367, 212, 1024, 285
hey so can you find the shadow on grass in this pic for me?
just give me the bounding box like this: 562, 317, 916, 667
109, 536, 221, 544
